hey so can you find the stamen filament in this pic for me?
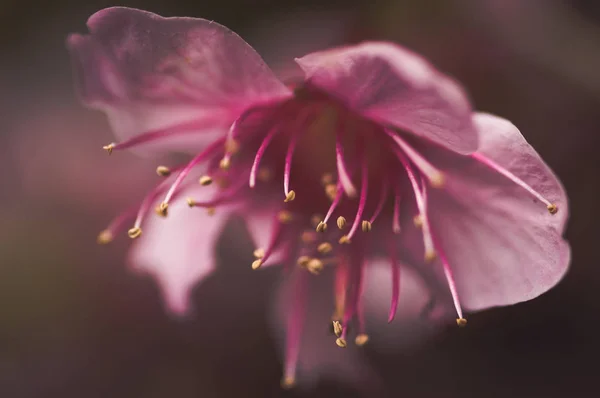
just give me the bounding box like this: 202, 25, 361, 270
336, 129, 357, 197
282, 271, 308, 389
395, 150, 436, 261
369, 180, 390, 224
385, 129, 444, 187
472, 153, 558, 214
342, 152, 369, 243
323, 183, 343, 224
284, 111, 312, 200
97, 206, 137, 244
387, 240, 401, 323
162, 138, 225, 206
392, 183, 402, 234
249, 125, 279, 188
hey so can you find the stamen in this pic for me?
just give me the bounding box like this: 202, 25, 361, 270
472, 153, 558, 214
392, 185, 402, 234
369, 180, 390, 224
306, 258, 323, 275
253, 248, 265, 259
102, 117, 223, 154
128, 226, 142, 239
361, 221, 372, 232
97, 206, 137, 244
296, 256, 310, 268
387, 241, 401, 323
321, 173, 334, 186
332, 320, 343, 337
385, 129, 445, 187
284, 191, 296, 202
335, 338, 347, 348
249, 125, 279, 188
162, 138, 225, 207
333, 260, 348, 321
283, 117, 306, 201
199, 175, 213, 186
252, 211, 290, 269
413, 214, 423, 228
336, 216, 347, 230
343, 151, 369, 243
277, 210, 293, 224
355, 334, 369, 346
317, 242, 333, 254
282, 271, 307, 390
395, 150, 436, 261
321, 183, 344, 229
257, 167, 272, 182
438, 242, 466, 326
156, 165, 171, 177
301, 231, 316, 243
315, 221, 328, 233
336, 129, 357, 197
156, 202, 169, 217
324, 184, 338, 201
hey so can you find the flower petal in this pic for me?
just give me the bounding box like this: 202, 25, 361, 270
67, 7, 290, 154
127, 186, 231, 315
296, 42, 477, 153
417, 113, 570, 310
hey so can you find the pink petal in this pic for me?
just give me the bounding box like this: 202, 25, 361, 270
127, 185, 232, 315
67, 7, 291, 154
296, 42, 477, 154
415, 113, 570, 311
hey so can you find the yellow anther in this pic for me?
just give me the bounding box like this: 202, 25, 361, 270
338, 235, 351, 244
277, 210, 293, 224
361, 220, 372, 232
284, 190, 296, 202
301, 231, 316, 243
325, 184, 337, 201
297, 256, 310, 268
336, 216, 347, 230
316, 221, 327, 233
186, 198, 196, 208
257, 167, 272, 182
317, 242, 332, 254
103, 143, 115, 155
431, 172, 445, 188
335, 338, 347, 348
253, 248, 265, 259
547, 203, 558, 214
224, 138, 240, 154
413, 214, 423, 228
280, 376, 296, 390
219, 157, 231, 170
215, 177, 230, 189
251, 259, 263, 270
456, 318, 468, 327
199, 175, 213, 186
332, 320, 343, 337
425, 250, 437, 263
156, 165, 171, 177
206, 207, 216, 216
157, 202, 169, 217
96, 230, 113, 245
307, 258, 324, 275
321, 173, 334, 186
355, 333, 370, 346
127, 227, 142, 239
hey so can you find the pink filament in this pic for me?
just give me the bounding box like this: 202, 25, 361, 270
394, 150, 435, 259
369, 180, 390, 224
249, 125, 280, 188
340, 254, 364, 340
104, 205, 138, 236
387, 241, 401, 323
323, 183, 343, 223
163, 138, 225, 204
110, 117, 223, 152
335, 127, 357, 197
345, 153, 369, 240
472, 152, 553, 206
392, 183, 402, 234
260, 213, 288, 266
284, 131, 301, 196
284, 270, 308, 383
385, 129, 442, 185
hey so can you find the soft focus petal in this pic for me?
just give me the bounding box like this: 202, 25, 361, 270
296, 42, 477, 153
128, 187, 231, 315
363, 259, 448, 352
420, 113, 570, 310
67, 7, 291, 154
270, 268, 376, 389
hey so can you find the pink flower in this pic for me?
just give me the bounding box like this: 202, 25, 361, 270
67, 7, 570, 387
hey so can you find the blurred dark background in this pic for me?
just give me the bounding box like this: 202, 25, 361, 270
1, 0, 599, 397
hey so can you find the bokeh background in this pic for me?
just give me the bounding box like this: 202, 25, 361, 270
2, 0, 599, 397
